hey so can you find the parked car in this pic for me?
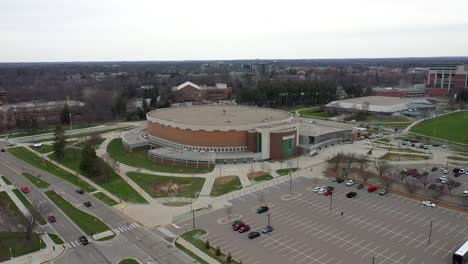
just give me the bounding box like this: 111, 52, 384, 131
324, 190, 333, 196
459, 169, 465, 174
21, 186, 29, 193
346, 180, 355, 187
233, 223, 245, 231
453, 168, 460, 174
48, 215, 56, 223
248, 231, 261, 239
423, 145, 429, 149
318, 188, 327, 194
462, 190, 468, 197
379, 190, 388, 196
326, 186, 335, 191
312, 187, 321, 193
422, 201, 436, 207
431, 167, 438, 172
346, 192, 357, 198
336, 178, 344, 183
76, 189, 84, 194
83, 201, 92, 207
332, 177, 341, 182
356, 184, 364, 190
257, 206, 269, 214
79, 235, 89, 245
367, 185, 377, 193
261, 225, 274, 234
232, 220, 242, 227
239, 225, 250, 233
442, 169, 448, 174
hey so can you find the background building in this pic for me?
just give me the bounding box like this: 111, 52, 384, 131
426, 64, 468, 96
171, 81, 232, 103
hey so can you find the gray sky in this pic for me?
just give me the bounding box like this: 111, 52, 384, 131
1, 0, 468, 62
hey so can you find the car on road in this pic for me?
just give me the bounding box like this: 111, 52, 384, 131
422, 201, 436, 207
324, 190, 333, 196
48, 215, 56, 223
76, 189, 84, 194
239, 225, 250, 233
21, 186, 29, 193
346, 192, 357, 198
83, 201, 92, 207
248, 231, 261, 239
261, 225, 274, 234
256, 206, 269, 214
367, 185, 377, 193
379, 190, 388, 196
232, 220, 242, 227
357, 184, 364, 190
79, 235, 89, 245
233, 222, 245, 231
431, 167, 438, 172
346, 180, 355, 186
462, 190, 468, 197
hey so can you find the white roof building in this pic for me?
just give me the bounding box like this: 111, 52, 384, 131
325, 96, 434, 114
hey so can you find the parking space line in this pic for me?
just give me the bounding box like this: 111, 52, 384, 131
432, 241, 448, 256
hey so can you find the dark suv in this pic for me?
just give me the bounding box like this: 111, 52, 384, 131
256, 206, 269, 214
83, 201, 92, 207
79, 235, 89, 245
346, 192, 357, 198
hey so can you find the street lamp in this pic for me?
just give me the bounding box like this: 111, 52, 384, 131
329, 191, 333, 211
69, 113, 72, 131
289, 173, 292, 197
9, 248, 12, 259
428, 220, 433, 244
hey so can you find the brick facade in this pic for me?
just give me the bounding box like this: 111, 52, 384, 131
270, 130, 297, 160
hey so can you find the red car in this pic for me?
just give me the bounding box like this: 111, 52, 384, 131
21, 187, 30, 193
48, 215, 56, 223
368, 185, 377, 193
233, 223, 245, 231
324, 190, 333, 196
238, 225, 250, 233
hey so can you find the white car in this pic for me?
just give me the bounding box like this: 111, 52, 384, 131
440, 175, 447, 180
312, 187, 321, 193
440, 179, 447, 184
318, 188, 327, 194
346, 180, 355, 187
462, 190, 468, 197
459, 169, 465, 174
422, 201, 436, 207
442, 169, 448, 174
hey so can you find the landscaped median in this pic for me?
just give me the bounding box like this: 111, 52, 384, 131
127, 172, 205, 198
48, 148, 147, 204
380, 153, 429, 161
210, 176, 243, 197
178, 229, 241, 264
1, 175, 12, 185
248, 172, 273, 184
45, 190, 112, 237
107, 138, 213, 174
22, 172, 50, 188
93, 192, 118, 206
12, 189, 46, 225
8, 147, 95, 192
276, 168, 298, 176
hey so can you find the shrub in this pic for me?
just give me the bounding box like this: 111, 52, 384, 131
226, 252, 232, 263
205, 239, 210, 249
215, 246, 221, 256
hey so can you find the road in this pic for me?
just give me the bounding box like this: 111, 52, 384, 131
0, 141, 194, 264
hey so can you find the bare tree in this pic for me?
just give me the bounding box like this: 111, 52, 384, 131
446, 180, 457, 195
431, 186, 444, 201
360, 172, 372, 183
398, 170, 408, 183
342, 153, 356, 179
326, 153, 343, 171
356, 156, 370, 174
374, 159, 392, 181
0, 199, 16, 231
403, 177, 419, 196
458, 195, 468, 210
417, 174, 430, 188
381, 174, 395, 191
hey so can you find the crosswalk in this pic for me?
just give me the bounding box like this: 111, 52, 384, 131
65, 240, 83, 248
64, 223, 140, 248
113, 223, 139, 234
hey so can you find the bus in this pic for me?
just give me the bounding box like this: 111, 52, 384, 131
453, 240, 468, 264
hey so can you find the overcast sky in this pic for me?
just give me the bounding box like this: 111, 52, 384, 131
1, 0, 468, 62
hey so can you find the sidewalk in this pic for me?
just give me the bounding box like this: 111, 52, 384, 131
176, 238, 219, 264
5, 233, 65, 264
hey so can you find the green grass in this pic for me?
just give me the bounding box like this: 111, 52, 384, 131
45, 190, 111, 236
29, 144, 54, 154
210, 176, 243, 197
0, 122, 115, 139
22, 173, 50, 188
48, 233, 64, 245
380, 153, 429, 161
181, 229, 240, 264
276, 168, 298, 176
107, 139, 213, 174
49, 148, 147, 204
118, 259, 140, 264
12, 189, 46, 225
0, 191, 23, 218
75, 137, 106, 149
411, 111, 468, 145
447, 155, 468, 161
65, 126, 133, 140
127, 172, 205, 198
0, 232, 45, 261
8, 147, 95, 192
93, 192, 118, 206
1, 176, 12, 185
297, 107, 328, 118
175, 241, 209, 264
251, 174, 273, 183
377, 122, 412, 130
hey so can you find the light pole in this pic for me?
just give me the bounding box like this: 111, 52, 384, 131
428, 220, 433, 244
9, 248, 12, 259
329, 192, 333, 211
289, 173, 292, 197
69, 113, 72, 131
192, 209, 196, 230
372, 256, 375, 264
267, 213, 271, 228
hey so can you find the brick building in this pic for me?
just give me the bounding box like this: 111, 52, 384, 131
171, 81, 232, 103
426, 64, 468, 96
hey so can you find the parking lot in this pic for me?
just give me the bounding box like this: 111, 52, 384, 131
173, 177, 468, 264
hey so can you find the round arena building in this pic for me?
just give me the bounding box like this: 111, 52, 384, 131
145, 105, 298, 167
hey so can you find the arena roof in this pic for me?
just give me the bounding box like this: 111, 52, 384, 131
147, 105, 292, 127
325, 96, 433, 113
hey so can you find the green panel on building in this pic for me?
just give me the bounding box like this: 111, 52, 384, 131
281, 137, 295, 159
257, 133, 262, 152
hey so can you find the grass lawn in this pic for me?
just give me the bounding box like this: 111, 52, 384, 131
49, 148, 147, 204
1, 176, 12, 185
181, 229, 240, 264
118, 259, 140, 264
127, 172, 205, 198
93, 192, 118, 206
411, 111, 468, 145
380, 153, 429, 161
298, 107, 328, 118
12, 189, 46, 225
65, 126, 133, 140
107, 139, 213, 174
377, 122, 412, 130
48, 233, 64, 245
0, 232, 45, 262
0, 191, 23, 218
357, 113, 409, 122
8, 147, 95, 192
250, 174, 273, 183
175, 241, 209, 264
276, 168, 298, 176
30, 144, 54, 154
447, 155, 468, 161
45, 190, 111, 236
210, 176, 243, 197
22, 173, 50, 188
75, 137, 106, 149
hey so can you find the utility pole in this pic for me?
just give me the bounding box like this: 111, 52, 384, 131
329, 192, 333, 210
289, 173, 292, 197
428, 220, 433, 244
267, 213, 271, 227
372, 256, 375, 264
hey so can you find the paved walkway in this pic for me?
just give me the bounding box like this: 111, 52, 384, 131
176, 238, 219, 264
